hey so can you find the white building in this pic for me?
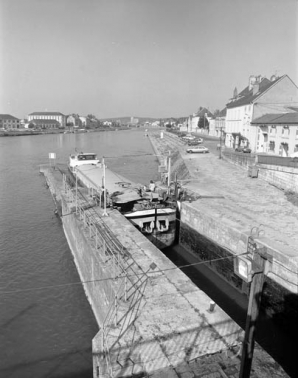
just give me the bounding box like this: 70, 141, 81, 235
28, 112, 66, 127
225, 74, 298, 152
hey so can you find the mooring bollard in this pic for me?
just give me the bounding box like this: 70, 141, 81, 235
209, 300, 216, 312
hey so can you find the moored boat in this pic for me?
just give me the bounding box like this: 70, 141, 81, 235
69, 152, 177, 249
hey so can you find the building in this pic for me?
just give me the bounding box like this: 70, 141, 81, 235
214, 108, 226, 138
66, 114, 82, 128
0, 114, 20, 129
28, 119, 61, 130
188, 108, 214, 134
225, 74, 298, 151
251, 112, 298, 156
28, 112, 66, 128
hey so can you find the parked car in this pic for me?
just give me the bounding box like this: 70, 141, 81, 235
188, 138, 203, 146
186, 146, 209, 154
235, 146, 252, 153
182, 134, 196, 141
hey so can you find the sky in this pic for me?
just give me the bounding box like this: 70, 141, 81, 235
0, 0, 297, 119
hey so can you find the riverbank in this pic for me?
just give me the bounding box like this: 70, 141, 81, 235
0, 126, 131, 137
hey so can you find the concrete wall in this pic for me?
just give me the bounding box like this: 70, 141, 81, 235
148, 132, 191, 182
179, 202, 298, 334
222, 150, 298, 194
61, 196, 117, 326
257, 164, 298, 194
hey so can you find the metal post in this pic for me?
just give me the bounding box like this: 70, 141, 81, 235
239, 248, 267, 378
75, 169, 78, 213
167, 153, 171, 194
219, 126, 223, 159
102, 159, 108, 216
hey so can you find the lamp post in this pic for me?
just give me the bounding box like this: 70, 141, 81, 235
219, 126, 223, 159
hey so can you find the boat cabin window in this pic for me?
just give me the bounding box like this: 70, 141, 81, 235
78, 154, 97, 160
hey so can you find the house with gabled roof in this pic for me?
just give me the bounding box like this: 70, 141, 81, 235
251, 112, 298, 156
187, 107, 214, 133
0, 114, 20, 129
224, 74, 298, 152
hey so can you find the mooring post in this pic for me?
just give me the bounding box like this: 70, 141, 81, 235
239, 247, 268, 378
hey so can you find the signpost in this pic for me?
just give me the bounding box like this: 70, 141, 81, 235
48, 152, 56, 169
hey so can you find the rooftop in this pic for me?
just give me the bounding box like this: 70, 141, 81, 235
252, 112, 298, 125
0, 114, 19, 120
29, 111, 64, 116
226, 76, 285, 109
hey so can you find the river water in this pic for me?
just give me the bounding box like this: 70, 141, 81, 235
0, 130, 159, 378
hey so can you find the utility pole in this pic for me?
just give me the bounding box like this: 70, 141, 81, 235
167, 152, 171, 194
75, 168, 78, 213
239, 246, 269, 378
219, 126, 223, 159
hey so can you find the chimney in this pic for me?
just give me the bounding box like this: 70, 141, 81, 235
253, 83, 259, 95
249, 75, 256, 90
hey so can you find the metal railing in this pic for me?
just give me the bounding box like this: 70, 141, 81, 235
62, 176, 151, 377
257, 154, 298, 168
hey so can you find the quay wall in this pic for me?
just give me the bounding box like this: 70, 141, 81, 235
257, 164, 298, 194
148, 132, 191, 182
61, 197, 117, 326
180, 203, 298, 333
222, 150, 298, 194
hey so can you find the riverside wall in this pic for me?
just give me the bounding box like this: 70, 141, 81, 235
257, 164, 298, 194
179, 203, 298, 332
41, 166, 244, 378
222, 150, 298, 194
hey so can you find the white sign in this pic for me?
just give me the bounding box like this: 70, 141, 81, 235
49, 153, 56, 159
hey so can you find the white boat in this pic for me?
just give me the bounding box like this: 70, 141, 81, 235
69, 152, 177, 249
69, 152, 100, 170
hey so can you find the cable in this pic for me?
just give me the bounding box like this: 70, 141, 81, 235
0, 252, 250, 295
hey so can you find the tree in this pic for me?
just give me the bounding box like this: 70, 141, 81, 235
213, 109, 221, 118
198, 114, 209, 130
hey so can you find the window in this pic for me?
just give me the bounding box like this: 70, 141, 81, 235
269, 141, 275, 151
282, 126, 289, 135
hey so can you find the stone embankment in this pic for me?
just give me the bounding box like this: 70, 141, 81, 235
40, 162, 289, 378
40, 165, 245, 377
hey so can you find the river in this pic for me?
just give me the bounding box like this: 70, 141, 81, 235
0, 129, 159, 378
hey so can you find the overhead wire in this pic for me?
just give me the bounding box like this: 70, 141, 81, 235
0, 252, 251, 295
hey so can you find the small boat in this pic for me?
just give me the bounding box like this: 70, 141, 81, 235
69, 152, 100, 169
69, 152, 177, 249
